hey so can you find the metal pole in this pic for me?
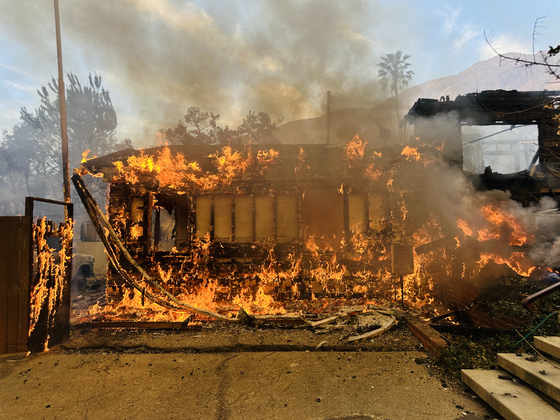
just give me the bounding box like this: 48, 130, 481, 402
54, 0, 71, 220
326, 91, 331, 144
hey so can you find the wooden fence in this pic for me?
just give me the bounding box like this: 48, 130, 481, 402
1, 197, 73, 354
0, 216, 32, 354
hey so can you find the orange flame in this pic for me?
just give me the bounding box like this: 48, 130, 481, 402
480, 205, 534, 246
401, 146, 421, 161
457, 219, 473, 236
345, 135, 367, 167
30, 218, 73, 350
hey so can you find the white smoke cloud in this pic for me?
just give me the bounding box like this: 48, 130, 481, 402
478, 34, 532, 61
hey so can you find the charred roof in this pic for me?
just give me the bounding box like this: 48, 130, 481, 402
405, 90, 560, 125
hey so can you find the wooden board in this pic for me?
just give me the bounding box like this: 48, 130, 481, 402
0, 217, 31, 354
17, 217, 31, 352
73, 321, 199, 330
0, 218, 10, 354
7, 217, 19, 353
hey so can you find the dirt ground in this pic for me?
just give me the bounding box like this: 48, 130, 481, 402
66, 316, 420, 353
0, 320, 503, 420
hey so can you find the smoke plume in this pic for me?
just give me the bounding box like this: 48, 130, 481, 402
0, 0, 420, 144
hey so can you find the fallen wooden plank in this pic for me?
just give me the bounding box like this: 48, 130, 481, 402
348, 315, 396, 342
309, 313, 350, 328
72, 321, 200, 330
254, 314, 307, 324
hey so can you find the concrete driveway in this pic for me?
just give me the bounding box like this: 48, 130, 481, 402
0, 349, 498, 420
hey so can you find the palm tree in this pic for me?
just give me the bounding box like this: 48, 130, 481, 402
377, 51, 414, 130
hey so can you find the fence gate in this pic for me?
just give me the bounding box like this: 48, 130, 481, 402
0, 216, 32, 354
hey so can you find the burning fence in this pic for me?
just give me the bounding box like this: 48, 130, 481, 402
0, 197, 74, 354
71, 128, 555, 324
30, 218, 73, 346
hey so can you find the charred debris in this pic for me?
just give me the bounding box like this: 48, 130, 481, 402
405, 89, 560, 203
72, 89, 560, 332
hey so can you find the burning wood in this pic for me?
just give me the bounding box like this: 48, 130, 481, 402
72, 173, 239, 322
30, 217, 73, 350
71, 134, 560, 325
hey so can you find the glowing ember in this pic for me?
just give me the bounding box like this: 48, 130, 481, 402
387, 177, 394, 191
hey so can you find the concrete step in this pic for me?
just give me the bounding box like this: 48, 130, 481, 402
461, 368, 560, 420
535, 336, 560, 360
498, 353, 560, 404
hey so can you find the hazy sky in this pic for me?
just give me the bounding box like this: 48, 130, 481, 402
1, 0, 559, 147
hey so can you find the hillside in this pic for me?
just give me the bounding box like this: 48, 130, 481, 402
275, 53, 559, 146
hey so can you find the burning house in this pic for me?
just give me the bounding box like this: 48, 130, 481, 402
75, 140, 406, 320
405, 89, 560, 204
69, 90, 560, 328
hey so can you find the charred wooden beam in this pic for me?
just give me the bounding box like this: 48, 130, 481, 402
72, 321, 197, 330
153, 207, 160, 252
145, 192, 154, 255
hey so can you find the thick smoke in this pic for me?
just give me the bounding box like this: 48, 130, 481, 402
0, 0, 417, 144
387, 108, 560, 277
527, 197, 560, 268
409, 161, 557, 277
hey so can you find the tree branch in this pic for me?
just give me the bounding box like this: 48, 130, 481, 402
484, 29, 560, 80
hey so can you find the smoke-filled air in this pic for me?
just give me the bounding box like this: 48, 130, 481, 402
0, 0, 412, 140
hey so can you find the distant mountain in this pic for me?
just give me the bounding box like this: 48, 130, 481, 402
398, 53, 559, 105
275, 53, 559, 146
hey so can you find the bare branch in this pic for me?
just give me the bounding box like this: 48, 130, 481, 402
484, 29, 560, 80
532, 16, 548, 63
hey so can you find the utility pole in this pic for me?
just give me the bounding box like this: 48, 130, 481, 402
54, 0, 71, 220
326, 91, 332, 144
